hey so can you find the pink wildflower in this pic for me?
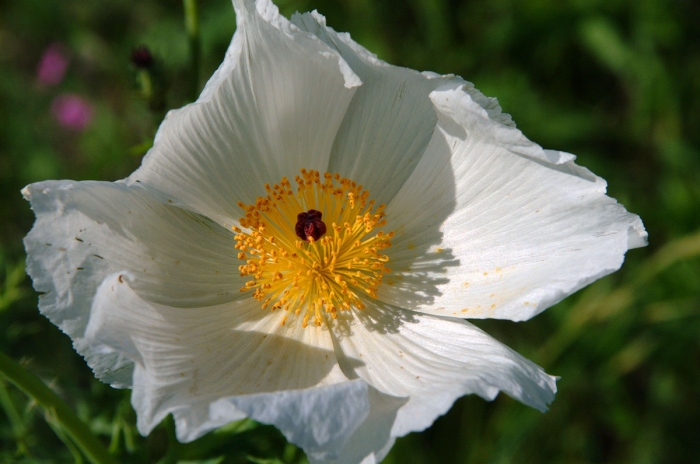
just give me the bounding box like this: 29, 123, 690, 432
51, 94, 93, 131
37, 43, 69, 87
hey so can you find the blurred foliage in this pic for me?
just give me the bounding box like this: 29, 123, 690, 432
1, 0, 699, 462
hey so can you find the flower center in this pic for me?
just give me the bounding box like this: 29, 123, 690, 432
235, 169, 393, 328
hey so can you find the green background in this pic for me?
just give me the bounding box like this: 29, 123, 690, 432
1, 0, 699, 462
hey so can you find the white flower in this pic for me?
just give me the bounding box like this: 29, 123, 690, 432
22, 0, 647, 462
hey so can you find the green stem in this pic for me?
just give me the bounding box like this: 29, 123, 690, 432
0, 352, 119, 464
183, 0, 201, 101
0, 379, 28, 454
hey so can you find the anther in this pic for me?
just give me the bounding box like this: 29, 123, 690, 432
235, 169, 394, 329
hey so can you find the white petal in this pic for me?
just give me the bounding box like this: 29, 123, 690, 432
380, 86, 647, 321
22, 181, 242, 386
225, 380, 369, 460
291, 11, 514, 205
128, 0, 360, 229
84, 272, 353, 441
308, 387, 407, 464
332, 302, 557, 439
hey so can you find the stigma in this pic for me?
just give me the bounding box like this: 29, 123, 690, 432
235, 169, 393, 328
295, 209, 326, 242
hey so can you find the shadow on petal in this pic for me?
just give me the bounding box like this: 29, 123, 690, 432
85, 273, 365, 436
378, 123, 461, 312
332, 301, 420, 338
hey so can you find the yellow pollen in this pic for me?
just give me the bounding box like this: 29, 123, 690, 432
235, 169, 394, 327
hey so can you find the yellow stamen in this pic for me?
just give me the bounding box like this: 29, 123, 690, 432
235, 169, 393, 327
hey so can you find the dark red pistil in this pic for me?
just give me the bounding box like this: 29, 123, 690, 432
295, 209, 326, 242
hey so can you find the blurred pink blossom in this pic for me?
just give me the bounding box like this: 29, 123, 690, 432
37, 43, 70, 86
51, 94, 93, 131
